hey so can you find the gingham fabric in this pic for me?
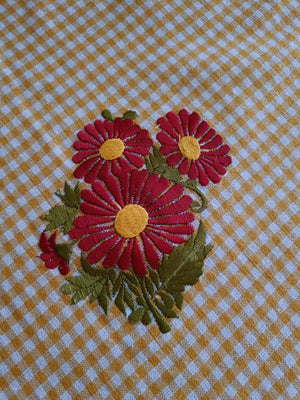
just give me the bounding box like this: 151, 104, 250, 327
1, 0, 299, 399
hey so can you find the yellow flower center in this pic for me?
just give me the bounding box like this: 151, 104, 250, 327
114, 204, 149, 238
99, 138, 125, 160
178, 136, 201, 160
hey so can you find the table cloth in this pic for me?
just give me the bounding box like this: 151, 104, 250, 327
0, 0, 299, 399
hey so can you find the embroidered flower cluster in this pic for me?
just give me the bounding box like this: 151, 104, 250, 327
38, 109, 231, 333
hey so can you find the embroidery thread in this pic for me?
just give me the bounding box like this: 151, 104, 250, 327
38, 109, 231, 333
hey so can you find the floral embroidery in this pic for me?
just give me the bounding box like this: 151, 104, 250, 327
157, 109, 232, 186
38, 109, 231, 333
38, 231, 70, 275
73, 116, 153, 183
69, 168, 194, 277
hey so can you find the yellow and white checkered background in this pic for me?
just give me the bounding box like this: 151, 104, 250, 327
1, 0, 299, 398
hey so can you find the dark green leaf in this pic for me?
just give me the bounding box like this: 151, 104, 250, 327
101, 109, 114, 121
160, 291, 175, 308
161, 166, 182, 182
173, 292, 184, 309
149, 269, 160, 289
108, 268, 117, 283
193, 220, 206, 249
81, 254, 107, 277
98, 287, 109, 314
142, 310, 152, 325
115, 284, 126, 315
123, 271, 139, 286
41, 206, 77, 234
122, 110, 137, 120
145, 157, 154, 174
55, 243, 72, 263
124, 287, 135, 311
154, 299, 178, 318
112, 273, 123, 295
56, 182, 81, 209
61, 283, 74, 295
144, 276, 155, 296
151, 305, 172, 333
128, 308, 144, 324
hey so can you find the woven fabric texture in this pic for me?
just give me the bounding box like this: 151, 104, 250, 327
0, 0, 299, 399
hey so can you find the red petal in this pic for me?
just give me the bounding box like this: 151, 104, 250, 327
117, 156, 132, 173
148, 224, 194, 235
166, 153, 182, 166
113, 117, 122, 138
58, 262, 70, 275
141, 233, 160, 270
40, 252, 56, 262
73, 157, 99, 178
157, 116, 180, 139
157, 131, 177, 146
148, 195, 192, 216
72, 150, 98, 164
104, 119, 114, 139
146, 184, 183, 212
178, 158, 189, 174
199, 128, 216, 143
121, 124, 140, 139
195, 121, 210, 139
203, 158, 228, 175
78, 130, 101, 147
144, 231, 173, 254
69, 225, 110, 239
179, 109, 189, 136
188, 112, 201, 136
149, 213, 194, 225
202, 144, 230, 157
188, 161, 199, 180
49, 232, 57, 249
92, 181, 118, 209
73, 215, 115, 228
45, 257, 61, 270
73, 140, 98, 150
201, 161, 222, 183
85, 123, 104, 144
140, 174, 160, 204
118, 239, 133, 270
150, 229, 187, 244
84, 159, 103, 183
81, 189, 117, 212
103, 238, 125, 268
125, 135, 152, 147
159, 144, 179, 155
166, 111, 183, 137
123, 151, 144, 168
80, 202, 116, 217
129, 169, 148, 203
94, 119, 109, 141
196, 162, 210, 186
38, 231, 51, 253
87, 235, 119, 264
142, 177, 169, 208
79, 231, 115, 251
201, 135, 223, 149
132, 238, 147, 276
102, 172, 124, 207
126, 146, 152, 155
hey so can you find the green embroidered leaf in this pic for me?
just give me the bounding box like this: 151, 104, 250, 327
160, 291, 175, 309
81, 254, 107, 277
55, 243, 72, 263
112, 273, 123, 296
151, 305, 172, 334
142, 309, 152, 325
173, 292, 184, 309
56, 182, 81, 209
41, 206, 78, 234
123, 271, 139, 286
149, 269, 160, 289
154, 299, 178, 319
128, 308, 145, 324
98, 286, 109, 314
108, 268, 117, 283
144, 276, 155, 297
115, 284, 126, 315
101, 109, 114, 122
122, 110, 137, 120
124, 287, 135, 311
158, 223, 212, 294
190, 200, 202, 213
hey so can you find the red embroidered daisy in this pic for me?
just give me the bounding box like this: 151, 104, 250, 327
157, 109, 232, 186
69, 166, 195, 276
73, 117, 153, 183
38, 231, 70, 275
